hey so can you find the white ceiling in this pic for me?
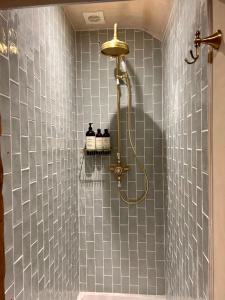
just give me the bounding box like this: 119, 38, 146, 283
64, 0, 173, 40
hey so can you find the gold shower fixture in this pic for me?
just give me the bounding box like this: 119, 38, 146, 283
101, 23, 149, 205
185, 30, 223, 64
101, 23, 129, 57
109, 159, 129, 188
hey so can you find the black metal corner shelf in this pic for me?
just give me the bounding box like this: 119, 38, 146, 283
83, 148, 111, 156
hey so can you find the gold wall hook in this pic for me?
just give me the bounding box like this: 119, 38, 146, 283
185, 45, 200, 64
196, 30, 222, 49
185, 30, 223, 64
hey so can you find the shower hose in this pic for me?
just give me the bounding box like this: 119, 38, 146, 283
116, 69, 149, 205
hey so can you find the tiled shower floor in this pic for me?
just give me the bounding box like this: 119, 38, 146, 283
77, 292, 166, 300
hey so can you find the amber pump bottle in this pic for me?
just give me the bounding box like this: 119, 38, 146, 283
103, 129, 110, 151
86, 123, 95, 151
96, 129, 103, 151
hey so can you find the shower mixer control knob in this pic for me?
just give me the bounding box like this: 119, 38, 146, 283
109, 164, 129, 185
114, 166, 123, 176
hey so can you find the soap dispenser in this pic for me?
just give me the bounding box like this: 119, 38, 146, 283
86, 123, 96, 151
103, 129, 110, 151
96, 129, 103, 152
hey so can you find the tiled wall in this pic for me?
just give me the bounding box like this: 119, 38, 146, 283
76, 29, 165, 295
0, 7, 79, 299
163, 0, 209, 299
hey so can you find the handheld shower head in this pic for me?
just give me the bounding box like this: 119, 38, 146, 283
120, 57, 127, 73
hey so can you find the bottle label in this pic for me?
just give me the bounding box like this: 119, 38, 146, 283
86, 136, 95, 150
103, 137, 110, 150
96, 137, 103, 150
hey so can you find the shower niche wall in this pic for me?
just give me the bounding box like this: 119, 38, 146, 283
76, 28, 165, 295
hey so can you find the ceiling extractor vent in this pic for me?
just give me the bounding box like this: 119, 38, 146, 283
83, 11, 105, 25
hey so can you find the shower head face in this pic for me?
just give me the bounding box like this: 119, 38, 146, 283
101, 23, 129, 57
101, 39, 129, 57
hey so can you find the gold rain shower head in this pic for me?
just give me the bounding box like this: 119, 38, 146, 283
101, 23, 129, 57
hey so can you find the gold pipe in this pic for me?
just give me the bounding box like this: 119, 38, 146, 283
114, 23, 118, 39
116, 56, 121, 160
120, 77, 149, 205
114, 57, 149, 204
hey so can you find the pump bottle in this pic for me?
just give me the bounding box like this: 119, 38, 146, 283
86, 123, 95, 151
